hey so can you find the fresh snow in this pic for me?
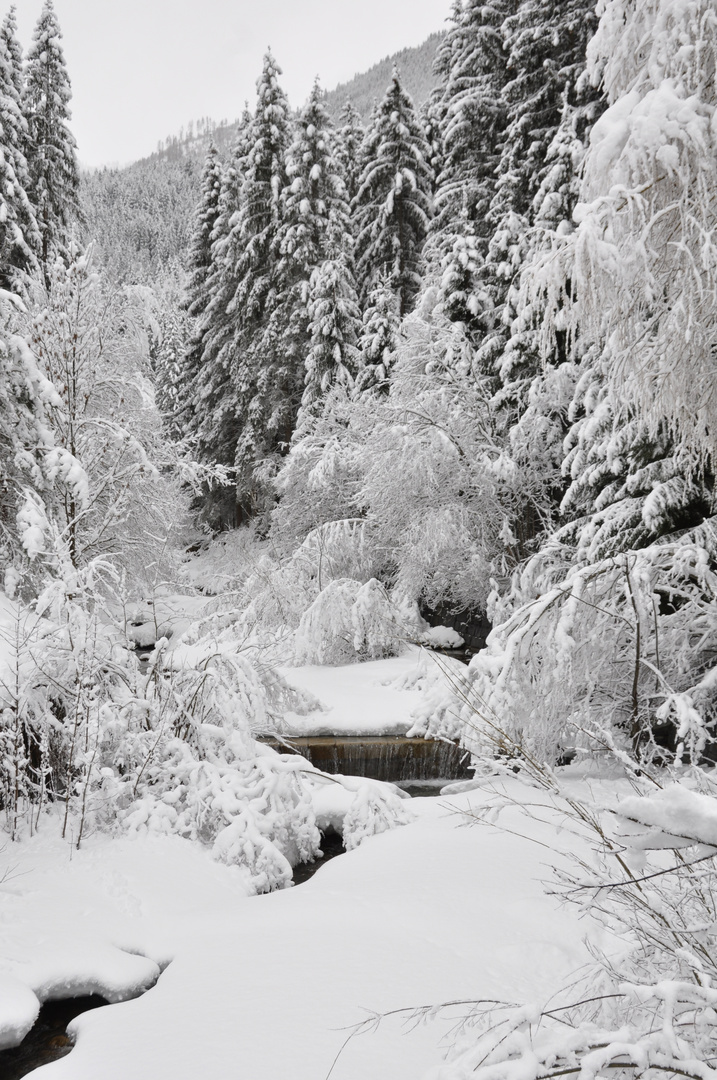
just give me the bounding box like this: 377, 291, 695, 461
278, 651, 436, 735
0, 778, 598, 1079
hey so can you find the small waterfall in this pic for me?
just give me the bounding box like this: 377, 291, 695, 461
263, 736, 471, 783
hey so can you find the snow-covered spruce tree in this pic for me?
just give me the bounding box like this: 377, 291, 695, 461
0, 8, 38, 288
23, 0, 80, 274
188, 110, 254, 525
431, 0, 514, 249
0, 296, 60, 585
419, 94, 444, 202
486, 87, 606, 557
150, 297, 192, 442
198, 54, 292, 521
295, 254, 364, 432
1, 7, 24, 110
230, 54, 293, 516
335, 100, 365, 207
296, 253, 362, 431
467, 0, 599, 374
556, 354, 715, 567
356, 273, 401, 393
354, 67, 433, 316
258, 80, 355, 463
177, 143, 223, 432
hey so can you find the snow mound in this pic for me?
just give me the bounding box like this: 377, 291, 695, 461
0, 974, 40, 1049
421, 625, 465, 649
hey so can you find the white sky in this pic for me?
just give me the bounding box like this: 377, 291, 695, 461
11, 0, 450, 169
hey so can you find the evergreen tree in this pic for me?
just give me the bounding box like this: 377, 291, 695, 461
1, 7, 23, 107
262, 81, 355, 444
432, 0, 513, 244
0, 8, 38, 287
354, 68, 433, 316
178, 143, 223, 429
557, 357, 714, 565
473, 0, 600, 379
356, 275, 401, 393
297, 254, 362, 431
188, 110, 254, 524
23, 0, 80, 273
419, 94, 444, 201
335, 101, 365, 207
198, 53, 292, 520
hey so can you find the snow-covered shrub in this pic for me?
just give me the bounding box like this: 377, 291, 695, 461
411, 531, 717, 765
294, 577, 404, 665
351, 578, 402, 659
295, 578, 359, 665
342, 783, 414, 851
0, 555, 326, 890
432, 768, 717, 1080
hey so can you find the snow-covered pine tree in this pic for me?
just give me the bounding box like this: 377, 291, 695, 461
0, 7, 38, 288
356, 274, 401, 393
23, 0, 80, 274
266, 79, 354, 420
210, 52, 292, 519
232, 77, 353, 513
1, 7, 24, 108
297, 253, 362, 430
557, 356, 715, 567
432, 0, 514, 248
151, 299, 192, 442
335, 100, 365, 207
0, 296, 58, 584
189, 110, 254, 527
178, 143, 223, 432
354, 67, 433, 316
472, 0, 599, 382
419, 94, 444, 202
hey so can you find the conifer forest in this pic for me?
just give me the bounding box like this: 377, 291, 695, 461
1, 1, 717, 1078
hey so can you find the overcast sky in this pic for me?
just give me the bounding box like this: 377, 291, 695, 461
11, 0, 450, 169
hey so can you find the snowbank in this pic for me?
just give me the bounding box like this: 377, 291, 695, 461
0, 778, 599, 1078
278, 650, 446, 735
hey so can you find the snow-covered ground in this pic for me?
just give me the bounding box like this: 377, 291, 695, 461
0, 773, 611, 1080
278, 652, 433, 735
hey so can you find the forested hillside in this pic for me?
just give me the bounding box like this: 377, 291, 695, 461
322, 31, 443, 119
80, 33, 442, 287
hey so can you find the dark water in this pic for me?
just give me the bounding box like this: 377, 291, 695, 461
291, 829, 346, 885
0, 996, 108, 1079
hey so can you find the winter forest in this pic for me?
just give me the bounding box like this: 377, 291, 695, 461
1, 0, 717, 1077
